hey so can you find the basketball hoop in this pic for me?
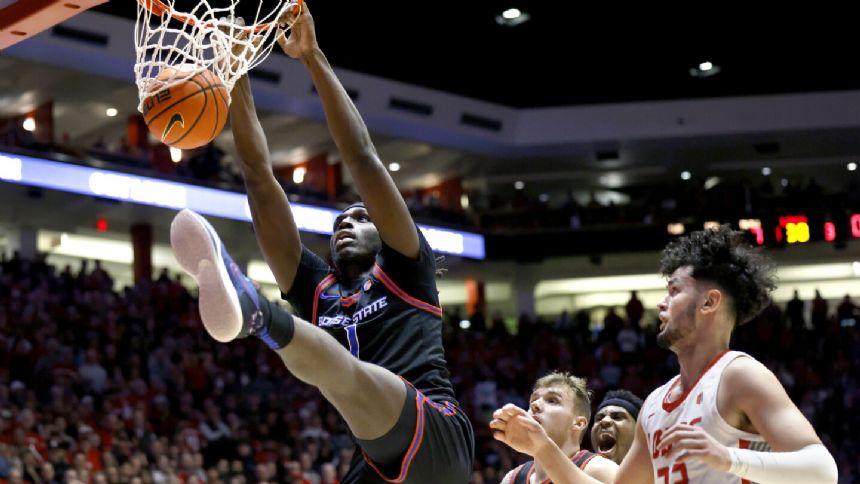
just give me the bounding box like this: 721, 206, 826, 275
133, 0, 302, 113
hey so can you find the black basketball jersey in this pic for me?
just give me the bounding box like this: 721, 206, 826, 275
509, 450, 598, 484
283, 229, 456, 404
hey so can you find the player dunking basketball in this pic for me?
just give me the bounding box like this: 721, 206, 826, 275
491, 226, 838, 484
169, 3, 473, 483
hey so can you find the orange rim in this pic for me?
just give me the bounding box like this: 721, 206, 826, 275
137, 0, 302, 33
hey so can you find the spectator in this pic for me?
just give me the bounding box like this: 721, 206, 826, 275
624, 291, 644, 326
786, 289, 805, 330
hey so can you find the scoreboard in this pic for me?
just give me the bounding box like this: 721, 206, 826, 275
677, 214, 860, 247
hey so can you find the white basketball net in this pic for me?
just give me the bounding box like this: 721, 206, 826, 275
133, 0, 300, 113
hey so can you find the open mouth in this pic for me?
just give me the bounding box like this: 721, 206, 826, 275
335, 231, 355, 249
596, 431, 617, 454
335, 230, 355, 241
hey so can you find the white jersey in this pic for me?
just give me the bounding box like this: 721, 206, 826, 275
641, 350, 770, 484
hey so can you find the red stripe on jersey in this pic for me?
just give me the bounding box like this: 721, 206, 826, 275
311, 274, 337, 325
363, 393, 425, 483
340, 291, 361, 307
372, 264, 443, 317
662, 350, 729, 412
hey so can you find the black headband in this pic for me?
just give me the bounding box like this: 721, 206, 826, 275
597, 397, 641, 419
342, 202, 366, 213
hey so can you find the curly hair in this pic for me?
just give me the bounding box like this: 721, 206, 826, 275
659, 225, 777, 325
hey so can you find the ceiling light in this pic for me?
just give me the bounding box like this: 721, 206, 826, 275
538, 193, 550, 203
738, 219, 761, 230
388, 162, 401, 172
502, 8, 521, 19
22, 117, 35, 132
761, 166, 771, 176
599, 172, 623, 188
105, 108, 118, 117
690, 61, 721, 78
667, 223, 685, 235
680, 171, 691, 180
169, 147, 182, 163
460, 194, 469, 209
293, 166, 306, 184
849, 162, 857, 172
495, 8, 530, 26
781, 178, 789, 187
514, 181, 524, 190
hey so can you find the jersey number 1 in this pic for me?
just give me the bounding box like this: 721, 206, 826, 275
345, 325, 360, 357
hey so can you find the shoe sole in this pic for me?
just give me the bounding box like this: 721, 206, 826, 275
170, 209, 243, 342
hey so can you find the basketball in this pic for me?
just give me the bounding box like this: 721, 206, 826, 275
142, 65, 229, 149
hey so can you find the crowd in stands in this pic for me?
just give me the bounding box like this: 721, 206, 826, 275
478, 174, 860, 235
2, 131, 858, 237
0, 253, 857, 483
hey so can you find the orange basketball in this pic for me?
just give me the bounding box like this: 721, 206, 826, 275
142, 65, 229, 149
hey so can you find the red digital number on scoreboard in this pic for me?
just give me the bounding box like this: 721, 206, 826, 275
824, 222, 836, 242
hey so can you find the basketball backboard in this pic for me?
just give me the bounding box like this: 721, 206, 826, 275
0, 0, 108, 50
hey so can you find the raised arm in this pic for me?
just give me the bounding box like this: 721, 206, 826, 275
276, 5, 420, 258
719, 357, 836, 483
228, 74, 302, 293
612, 420, 655, 484
491, 404, 651, 484
490, 404, 591, 484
